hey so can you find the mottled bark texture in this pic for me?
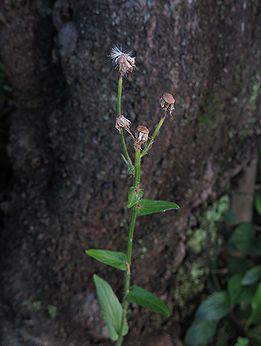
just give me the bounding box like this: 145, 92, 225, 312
0, 0, 260, 345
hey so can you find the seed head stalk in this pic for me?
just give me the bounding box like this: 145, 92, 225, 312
141, 115, 166, 157
117, 76, 132, 166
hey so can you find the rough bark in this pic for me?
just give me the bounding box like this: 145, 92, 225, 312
0, 1, 260, 345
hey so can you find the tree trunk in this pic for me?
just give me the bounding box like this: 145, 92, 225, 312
0, 1, 260, 345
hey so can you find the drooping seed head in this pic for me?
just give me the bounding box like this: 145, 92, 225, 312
111, 46, 136, 76
115, 114, 132, 135
134, 125, 149, 149
160, 92, 175, 115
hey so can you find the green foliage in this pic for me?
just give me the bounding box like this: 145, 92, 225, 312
86, 249, 127, 271
255, 195, 261, 215
185, 219, 261, 346
234, 337, 250, 346
241, 266, 261, 286
228, 274, 244, 306
251, 285, 261, 324
185, 156, 261, 346
195, 292, 230, 321
229, 223, 256, 255
185, 320, 218, 346
93, 275, 128, 341
127, 285, 170, 317
136, 199, 179, 216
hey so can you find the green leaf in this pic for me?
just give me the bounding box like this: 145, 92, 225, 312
234, 337, 250, 346
195, 292, 230, 321
251, 285, 261, 324
251, 235, 261, 257
255, 195, 261, 215
228, 274, 244, 307
228, 257, 254, 274
127, 187, 143, 208
86, 249, 127, 271
241, 266, 261, 285
185, 320, 218, 346
136, 199, 180, 216
126, 285, 170, 317
93, 275, 128, 341
239, 285, 257, 310
229, 223, 256, 255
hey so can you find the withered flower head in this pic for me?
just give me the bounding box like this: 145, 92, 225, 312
111, 46, 136, 76
134, 125, 149, 150
160, 92, 175, 115
115, 114, 132, 135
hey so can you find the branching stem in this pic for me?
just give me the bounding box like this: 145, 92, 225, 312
141, 116, 166, 157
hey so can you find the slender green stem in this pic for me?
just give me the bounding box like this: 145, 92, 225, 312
120, 129, 132, 166
117, 76, 122, 115
141, 116, 166, 157
116, 149, 141, 346
117, 76, 133, 167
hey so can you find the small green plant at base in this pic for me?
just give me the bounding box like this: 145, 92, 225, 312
185, 221, 261, 346
85, 47, 179, 345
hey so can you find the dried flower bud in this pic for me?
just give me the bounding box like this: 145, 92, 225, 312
134, 125, 149, 149
115, 114, 132, 135
160, 92, 175, 115
111, 46, 136, 76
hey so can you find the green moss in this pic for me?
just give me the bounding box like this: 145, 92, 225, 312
173, 196, 229, 315
250, 81, 261, 111
198, 94, 225, 130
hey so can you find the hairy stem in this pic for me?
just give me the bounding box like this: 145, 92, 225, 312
117, 76, 132, 166
141, 116, 166, 157
116, 149, 141, 346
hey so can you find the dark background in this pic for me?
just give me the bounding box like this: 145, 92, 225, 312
0, 1, 260, 345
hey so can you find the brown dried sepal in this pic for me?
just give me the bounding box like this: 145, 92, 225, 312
160, 92, 175, 115
134, 125, 149, 150
119, 54, 136, 76
115, 114, 132, 135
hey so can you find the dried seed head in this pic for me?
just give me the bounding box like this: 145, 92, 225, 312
111, 46, 136, 76
160, 92, 175, 115
115, 114, 132, 135
134, 125, 149, 149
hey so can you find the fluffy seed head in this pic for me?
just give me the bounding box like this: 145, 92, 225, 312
111, 46, 136, 76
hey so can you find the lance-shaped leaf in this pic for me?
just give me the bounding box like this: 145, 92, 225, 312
195, 291, 230, 321
126, 285, 170, 317
251, 285, 261, 324
128, 186, 143, 208
185, 320, 218, 346
93, 275, 128, 341
241, 266, 261, 285
136, 199, 180, 216
86, 249, 127, 271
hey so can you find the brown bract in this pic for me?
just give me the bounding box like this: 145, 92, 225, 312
134, 125, 149, 149
160, 92, 175, 115
115, 114, 132, 134
118, 54, 136, 76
